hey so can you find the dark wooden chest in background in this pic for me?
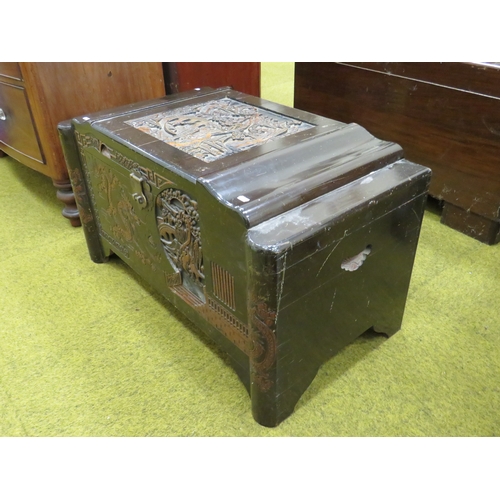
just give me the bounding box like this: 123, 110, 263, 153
294, 62, 500, 244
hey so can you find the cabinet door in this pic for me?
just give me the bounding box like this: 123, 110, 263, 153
0, 81, 44, 163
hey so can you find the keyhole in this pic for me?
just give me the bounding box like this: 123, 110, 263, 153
100, 144, 111, 158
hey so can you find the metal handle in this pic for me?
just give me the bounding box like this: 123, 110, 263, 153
0, 108, 6, 121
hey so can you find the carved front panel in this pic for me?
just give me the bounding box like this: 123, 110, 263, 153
125, 97, 314, 163
75, 131, 262, 361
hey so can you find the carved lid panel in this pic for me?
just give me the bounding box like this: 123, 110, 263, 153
88, 87, 337, 181
125, 97, 314, 163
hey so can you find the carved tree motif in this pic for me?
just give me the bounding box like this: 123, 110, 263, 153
156, 189, 204, 289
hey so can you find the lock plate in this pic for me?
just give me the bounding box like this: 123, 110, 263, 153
130, 172, 149, 209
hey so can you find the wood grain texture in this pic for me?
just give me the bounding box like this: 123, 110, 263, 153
165, 62, 260, 96
294, 62, 500, 243
0, 80, 44, 162
20, 62, 165, 180
0, 62, 22, 80
1, 62, 165, 225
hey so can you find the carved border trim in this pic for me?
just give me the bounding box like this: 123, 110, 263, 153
249, 301, 277, 392
75, 132, 105, 231
170, 285, 256, 357
75, 131, 173, 188
66, 164, 94, 225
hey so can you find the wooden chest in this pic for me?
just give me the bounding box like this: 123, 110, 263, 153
59, 87, 431, 427
294, 62, 500, 244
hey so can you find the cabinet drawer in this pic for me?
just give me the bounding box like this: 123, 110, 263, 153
0, 63, 22, 81
0, 81, 43, 163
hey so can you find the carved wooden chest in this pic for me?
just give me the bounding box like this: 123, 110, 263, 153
59, 87, 431, 427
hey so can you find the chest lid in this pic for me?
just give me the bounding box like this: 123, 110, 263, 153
79, 87, 404, 226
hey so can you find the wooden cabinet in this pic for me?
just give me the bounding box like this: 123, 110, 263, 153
163, 62, 260, 96
0, 63, 165, 226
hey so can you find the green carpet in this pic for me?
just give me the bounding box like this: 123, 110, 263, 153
1, 63, 499, 437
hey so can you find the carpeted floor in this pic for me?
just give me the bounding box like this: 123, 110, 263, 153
1, 63, 499, 436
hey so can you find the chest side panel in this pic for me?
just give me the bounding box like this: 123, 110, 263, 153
246, 162, 431, 412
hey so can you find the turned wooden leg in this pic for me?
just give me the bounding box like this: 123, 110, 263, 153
441, 201, 500, 245
52, 179, 81, 227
